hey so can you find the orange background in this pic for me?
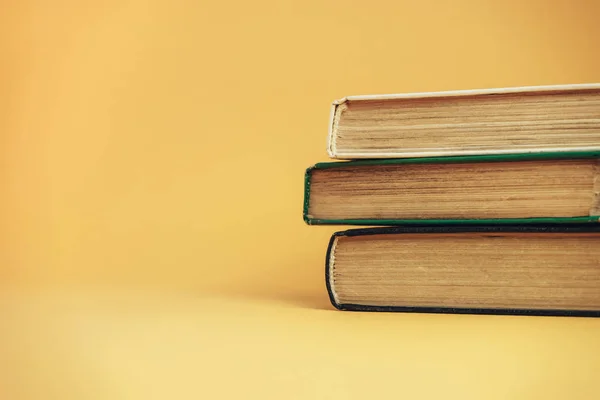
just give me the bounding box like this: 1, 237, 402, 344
2, 1, 600, 399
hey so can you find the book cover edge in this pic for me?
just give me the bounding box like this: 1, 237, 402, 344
339, 82, 600, 103
311, 150, 600, 170
307, 216, 600, 226
332, 147, 600, 160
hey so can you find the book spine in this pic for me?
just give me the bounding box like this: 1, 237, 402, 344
302, 166, 314, 224
324, 232, 341, 310
327, 98, 346, 159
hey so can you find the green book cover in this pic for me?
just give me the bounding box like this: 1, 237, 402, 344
303, 151, 600, 226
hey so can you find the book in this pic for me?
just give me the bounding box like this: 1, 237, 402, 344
326, 225, 600, 317
327, 83, 600, 159
303, 152, 600, 225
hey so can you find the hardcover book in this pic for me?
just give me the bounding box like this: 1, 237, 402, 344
304, 152, 600, 225
327, 83, 600, 159
326, 225, 600, 317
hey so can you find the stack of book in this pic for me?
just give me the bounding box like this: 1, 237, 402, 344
304, 84, 600, 317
